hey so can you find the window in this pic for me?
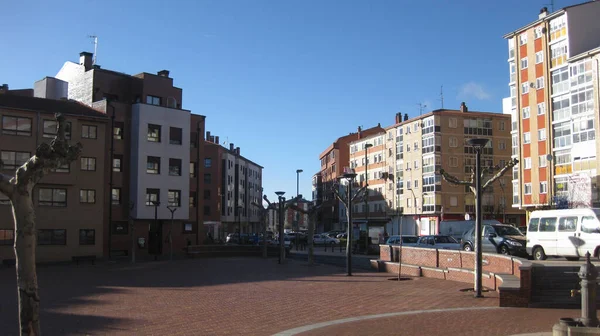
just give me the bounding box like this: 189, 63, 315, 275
113, 122, 124, 140
184, 223, 193, 232
168, 190, 181, 207
521, 57, 528, 69
581, 216, 600, 234
79, 189, 96, 204
2, 116, 32, 136
523, 132, 531, 144
539, 155, 547, 167
81, 125, 97, 139
558, 217, 577, 232
551, 67, 569, 96
524, 183, 532, 195
528, 218, 539, 232
147, 124, 161, 142
550, 40, 568, 68
38, 188, 67, 207
80, 157, 96, 171
43, 120, 71, 139
204, 158, 212, 168
449, 118, 457, 128
204, 206, 211, 216
521, 83, 529, 94
204, 173, 212, 184
113, 155, 122, 172
509, 61, 516, 82
538, 128, 547, 141
499, 121, 505, 131
573, 116, 595, 143
450, 196, 458, 207
79, 229, 95, 245
536, 77, 545, 89
522, 107, 530, 119
552, 96, 570, 121
38, 229, 66, 245
540, 181, 548, 194
190, 162, 196, 178
534, 26, 543, 39
519, 33, 527, 45
112, 188, 121, 205
169, 158, 182, 176
539, 218, 557, 232
499, 141, 506, 150
449, 137, 457, 147
204, 189, 211, 200
524, 158, 532, 169
449, 157, 458, 167
189, 192, 196, 207
537, 102, 546, 115
0, 229, 14, 245
169, 127, 182, 145
535, 51, 543, 64
147, 156, 161, 174
145, 188, 160, 206
413, 160, 418, 169
553, 121, 572, 148
146, 95, 161, 105
1, 151, 30, 170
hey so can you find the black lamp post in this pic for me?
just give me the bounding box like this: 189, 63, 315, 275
166, 205, 177, 261
296, 169, 303, 250
363, 143, 373, 254
467, 138, 490, 298
275, 191, 286, 264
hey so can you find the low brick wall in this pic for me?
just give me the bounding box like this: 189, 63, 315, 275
185, 245, 287, 258
375, 244, 532, 307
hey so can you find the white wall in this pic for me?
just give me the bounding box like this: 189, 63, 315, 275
130, 103, 191, 220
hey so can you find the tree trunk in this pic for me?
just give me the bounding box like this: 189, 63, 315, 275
307, 213, 314, 266
13, 188, 41, 335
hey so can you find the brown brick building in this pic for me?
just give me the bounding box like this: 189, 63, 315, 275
0, 94, 109, 263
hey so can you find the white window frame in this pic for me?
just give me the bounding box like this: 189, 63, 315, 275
536, 76, 545, 89
534, 26, 543, 39
524, 183, 532, 195
538, 128, 547, 141
524, 157, 532, 169
535, 51, 544, 64
540, 182, 548, 194
449, 137, 458, 147
523, 132, 531, 144
522, 107, 530, 119
521, 57, 528, 69
537, 102, 546, 115
519, 33, 528, 46
521, 83, 529, 94
539, 155, 547, 167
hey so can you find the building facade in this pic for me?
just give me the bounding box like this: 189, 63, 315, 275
504, 2, 600, 214
0, 94, 108, 263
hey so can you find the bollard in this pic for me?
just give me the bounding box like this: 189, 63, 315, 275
578, 252, 599, 327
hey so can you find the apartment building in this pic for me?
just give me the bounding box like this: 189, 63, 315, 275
504, 2, 600, 213
383, 105, 525, 236
202, 134, 263, 240
317, 124, 384, 233
54, 51, 205, 258
0, 94, 108, 263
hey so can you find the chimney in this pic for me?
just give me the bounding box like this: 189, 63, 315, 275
157, 70, 170, 78
403, 113, 409, 121
230, 143, 234, 151
215, 136, 220, 144
235, 147, 240, 155
539, 7, 548, 19
210, 136, 215, 143
79, 52, 93, 71
377, 123, 381, 127
395, 112, 402, 123
460, 102, 468, 112
357, 126, 362, 133
0, 84, 8, 91
206, 131, 211, 141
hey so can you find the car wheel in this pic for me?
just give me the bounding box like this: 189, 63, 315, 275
533, 246, 547, 260
463, 243, 473, 252
499, 245, 510, 255
566, 257, 580, 261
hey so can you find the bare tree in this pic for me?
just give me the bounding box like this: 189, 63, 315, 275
0, 114, 82, 335
289, 203, 322, 265
439, 158, 519, 198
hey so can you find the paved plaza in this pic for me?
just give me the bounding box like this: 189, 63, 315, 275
0, 256, 580, 335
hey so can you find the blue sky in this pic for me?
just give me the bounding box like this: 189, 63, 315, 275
0, 0, 584, 201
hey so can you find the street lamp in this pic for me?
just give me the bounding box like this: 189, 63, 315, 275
166, 205, 177, 261
275, 191, 286, 264
151, 200, 160, 261
296, 169, 303, 250
364, 143, 373, 254
237, 205, 243, 244
467, 137, 490, 298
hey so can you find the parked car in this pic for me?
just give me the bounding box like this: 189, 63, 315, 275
385, 235, 419, 247
415, 235, 461, 250
313, 234, 340, 245
461, 224, 527, 257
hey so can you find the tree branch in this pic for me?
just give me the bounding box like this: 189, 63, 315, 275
332, 188, 347, 207
350, 186, 366, 203
15, 114, 82, 186
482, 158, 519, 190
439, 169, 474, 186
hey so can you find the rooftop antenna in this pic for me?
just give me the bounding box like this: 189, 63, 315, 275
88, 35, 98, 65
544, 0, 554, 12
417, 102, 427, 116
440, 85, 444, 109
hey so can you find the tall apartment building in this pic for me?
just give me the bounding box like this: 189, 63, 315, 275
504, 2, 600, 213
203, 133, 263, 240
0, 94, 109, 263
316, 124, 384, 233
54, 51, 206, 258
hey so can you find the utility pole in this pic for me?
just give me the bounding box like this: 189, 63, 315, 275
364, 143, 373, 254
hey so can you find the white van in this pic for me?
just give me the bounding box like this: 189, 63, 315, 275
527, 208, 600, 261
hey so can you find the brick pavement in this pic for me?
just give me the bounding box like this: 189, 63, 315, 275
0, 257, 580, 335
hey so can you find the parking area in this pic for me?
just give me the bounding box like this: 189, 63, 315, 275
0, 257, 580, 335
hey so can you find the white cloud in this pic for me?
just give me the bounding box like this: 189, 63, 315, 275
458, 82, 492, 101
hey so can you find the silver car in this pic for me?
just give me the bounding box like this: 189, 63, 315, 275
415, 235, 461, 250
385, 235, 419, 247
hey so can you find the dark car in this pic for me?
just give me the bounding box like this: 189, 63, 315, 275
461, 224, 527, 257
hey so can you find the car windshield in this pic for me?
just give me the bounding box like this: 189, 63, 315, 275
434, 236, 458, 244
402, 237, 418, 243
493, 225, 523, 236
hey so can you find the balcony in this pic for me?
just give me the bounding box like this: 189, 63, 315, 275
509, 73, 516, 83
509, 49, 515, 59
512, 195, 519, 204
422, 205, 442, 213
555, 165, 572, 175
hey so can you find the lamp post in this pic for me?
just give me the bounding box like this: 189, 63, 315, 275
151, 200, 160, 261
364, 143, 373, 254
237, 205, 243, 244
166, 205, 177, 261
275, 191, 286, 264
296, 169, 303, 250
107, 102, 115, 260
467, 138, 490, 298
